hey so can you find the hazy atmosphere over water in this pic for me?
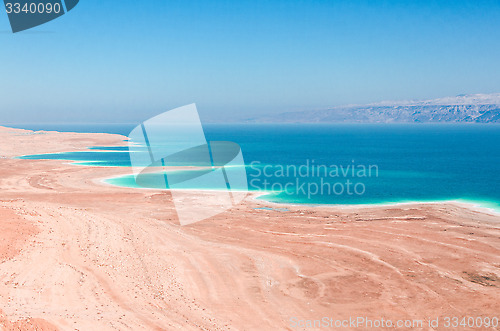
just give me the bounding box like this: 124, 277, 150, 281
2, 0, 500, 123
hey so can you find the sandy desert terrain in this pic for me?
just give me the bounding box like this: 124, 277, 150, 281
0, 126, 498, 330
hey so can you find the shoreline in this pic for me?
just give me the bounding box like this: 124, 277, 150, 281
101, 171, 500, 218
254, 192, 500, 217
98, 167, 500, 217
5, 124, 500, 216
6, 124, 498, 219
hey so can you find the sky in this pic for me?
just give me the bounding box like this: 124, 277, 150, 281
1, 0, 500, 124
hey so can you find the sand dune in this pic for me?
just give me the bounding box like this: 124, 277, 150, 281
0, 126, 498, 330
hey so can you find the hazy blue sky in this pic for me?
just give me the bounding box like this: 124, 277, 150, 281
1, 0, 500, 123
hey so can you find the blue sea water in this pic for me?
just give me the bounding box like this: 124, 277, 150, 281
16, 124, 500, 211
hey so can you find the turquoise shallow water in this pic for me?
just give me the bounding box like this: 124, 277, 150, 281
17, 124, 500, 212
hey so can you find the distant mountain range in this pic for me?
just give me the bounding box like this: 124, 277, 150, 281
246, 93, 500, 123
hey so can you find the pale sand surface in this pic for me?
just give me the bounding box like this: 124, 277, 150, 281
0, 126, 499, 330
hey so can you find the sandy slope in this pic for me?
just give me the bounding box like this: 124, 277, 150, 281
0, 126, 498, 330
